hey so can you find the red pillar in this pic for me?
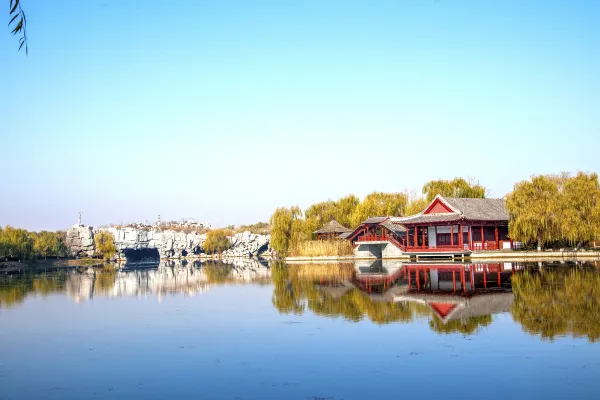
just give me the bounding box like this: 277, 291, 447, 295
495, 226, 499, 250
481, 226, 485, 250
483, 265, 487, 288
452, 271, 456, 293
422, 227, 425, 249
468, 226, 472, 250
497, 270, 501, 287
450, 225, 454, 247
459, 224, 463, 248
470, 266, 474, 289
414, 226, 418, 247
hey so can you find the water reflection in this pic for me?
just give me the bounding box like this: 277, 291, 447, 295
1, 259, 599, 340
512, 265, 600, 341
0, 258, 271, 307
274, 259, 600, 339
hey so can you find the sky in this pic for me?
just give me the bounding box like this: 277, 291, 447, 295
1, 0, 599, 231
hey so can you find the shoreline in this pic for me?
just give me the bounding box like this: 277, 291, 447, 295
286, 250, 600, 262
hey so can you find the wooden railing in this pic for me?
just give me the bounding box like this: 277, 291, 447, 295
404, 245, 465, 253
356, 234, 406, 251
356, 236, 512, 253
357, 234, 389, 242
471, 241, 502, 251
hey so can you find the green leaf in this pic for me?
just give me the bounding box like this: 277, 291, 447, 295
8, 13, 19, 26
10, 0, 20, 14
11, 20, 23, 35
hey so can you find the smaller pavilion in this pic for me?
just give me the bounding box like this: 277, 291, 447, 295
345, 217, 407, 248
313, 219, 353, 240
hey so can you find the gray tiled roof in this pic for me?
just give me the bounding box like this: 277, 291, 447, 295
393, 213, 462, 225
313, 219, 353, 234
338, 232, 353, 239
381, 220, 406, 234
361, 216, 389, 224
393, 196, 508, 225
445, 198, 509, 221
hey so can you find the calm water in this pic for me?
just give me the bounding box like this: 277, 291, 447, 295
1, 259, 599, 400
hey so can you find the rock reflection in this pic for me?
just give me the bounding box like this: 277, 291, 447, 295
1, 258, 271, 306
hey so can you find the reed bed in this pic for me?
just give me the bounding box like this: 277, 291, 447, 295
288, 240, 354, 258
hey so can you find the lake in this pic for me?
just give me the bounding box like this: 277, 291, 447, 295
1, 259, 599, 399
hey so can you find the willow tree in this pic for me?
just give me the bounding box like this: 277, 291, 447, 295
8, 0, 27, 54
422, 177, 486, 202
350, 192, 408, 226
559, 172, 600, 246
269, 206, 304, 256
506, 175, 561, 250
304, 200, 338, 235
333, 194, 360, 228
304, 194, 360, 233
403, 197, 429, 216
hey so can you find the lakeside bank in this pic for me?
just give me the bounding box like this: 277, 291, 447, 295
286, 249, 600, 263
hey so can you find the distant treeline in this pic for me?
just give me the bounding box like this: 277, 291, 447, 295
225, 222, 271, 235
269, 174, 600, 256
0, 227, 67, 261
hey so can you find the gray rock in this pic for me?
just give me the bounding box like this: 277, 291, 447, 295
65, 224, 95, 257
65, 226, 272, 260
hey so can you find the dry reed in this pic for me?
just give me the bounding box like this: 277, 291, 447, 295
288, 240, 354, 258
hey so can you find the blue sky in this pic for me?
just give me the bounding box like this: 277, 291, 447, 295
1, 0, 599, 231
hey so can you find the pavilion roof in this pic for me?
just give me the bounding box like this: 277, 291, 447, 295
361, 216, 389, 224
313, 219, 353, 235
338, 232, 353, 239
381, 220, 406, 234
391, 195, 509, 225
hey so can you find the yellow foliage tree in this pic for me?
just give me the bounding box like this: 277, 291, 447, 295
422, 177, 486, 202
507, 172, 600, 248
204, 229, 231, 255
94, 231, 116, 260
350, 192, 408, 226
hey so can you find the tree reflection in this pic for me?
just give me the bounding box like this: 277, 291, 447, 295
94, 267, 116, 293
271, 263, 419, 325
202, 263, 233, 283
0, 271, 68, 308
429, 315, 493, 335
511, 267, 600, 341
